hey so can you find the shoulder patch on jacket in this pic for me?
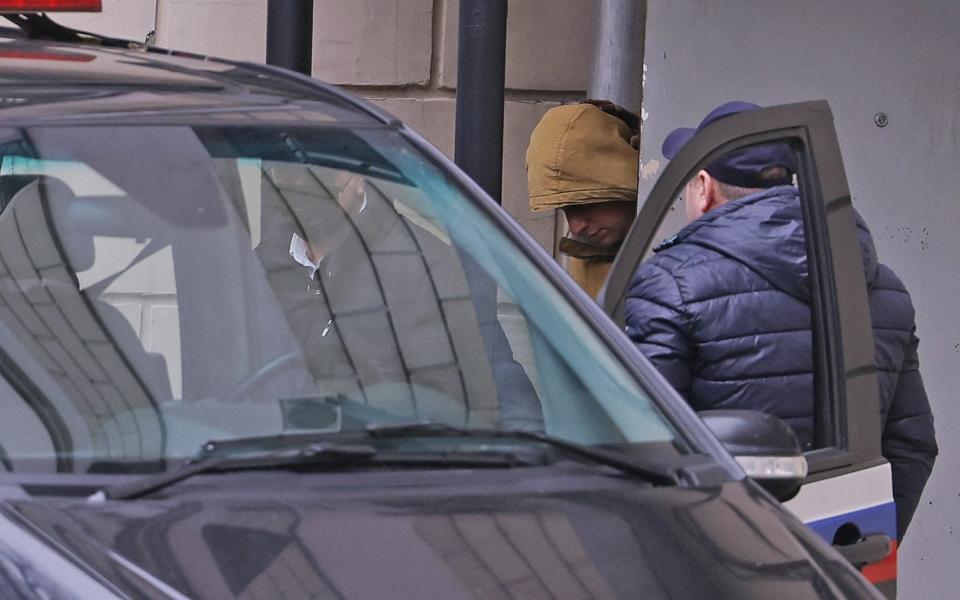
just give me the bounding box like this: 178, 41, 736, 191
654, 234, 681, 252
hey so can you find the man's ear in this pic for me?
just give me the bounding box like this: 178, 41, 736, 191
691, 170, 714, 216
699, 171, 723, 213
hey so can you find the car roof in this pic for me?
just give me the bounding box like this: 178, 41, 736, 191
0, 27, 393, 127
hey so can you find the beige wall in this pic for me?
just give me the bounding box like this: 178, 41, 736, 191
54, 0, 597, 256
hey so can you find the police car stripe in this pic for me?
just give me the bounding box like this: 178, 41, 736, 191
803, 501, 898, 542
784, 462, 893, 523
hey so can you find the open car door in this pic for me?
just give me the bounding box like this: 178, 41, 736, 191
600, 101, 897, 594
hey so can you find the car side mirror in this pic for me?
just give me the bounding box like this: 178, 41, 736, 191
699, 409, 807, 502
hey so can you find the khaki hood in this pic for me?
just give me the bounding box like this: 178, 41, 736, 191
526, 103, 639, 212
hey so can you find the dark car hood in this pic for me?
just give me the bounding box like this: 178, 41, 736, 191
2, 466, 876, 599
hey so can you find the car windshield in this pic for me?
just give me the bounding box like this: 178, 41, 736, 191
0, 123, 676, 473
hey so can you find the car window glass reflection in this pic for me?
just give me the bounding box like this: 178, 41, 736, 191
0, 125, 676, 474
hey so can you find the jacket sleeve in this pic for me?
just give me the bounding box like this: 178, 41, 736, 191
883, 327, 938, 541
623, 261, 693, 398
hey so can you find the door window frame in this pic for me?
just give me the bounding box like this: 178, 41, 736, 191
601, 101, 882, 477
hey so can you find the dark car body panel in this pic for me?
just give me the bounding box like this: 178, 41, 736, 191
5, 468, 870, 599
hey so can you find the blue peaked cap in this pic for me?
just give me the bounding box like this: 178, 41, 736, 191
661, 101, 796, 188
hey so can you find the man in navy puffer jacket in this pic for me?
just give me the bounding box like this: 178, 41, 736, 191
626, 102, 937, 540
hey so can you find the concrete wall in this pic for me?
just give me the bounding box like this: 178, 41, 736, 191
57, 0, 594, 257
640, 1, 960, 597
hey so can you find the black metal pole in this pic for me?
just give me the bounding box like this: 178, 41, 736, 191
454, 0, 507, 203
266, 0, 314, 75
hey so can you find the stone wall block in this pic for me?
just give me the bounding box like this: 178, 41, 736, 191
440, 0, 596, 91
92, 243, 177, 297
369, 98, 457, 157
155, 0, 267, 63
144, 305, 182, 399
313, 0, 433, 85
54, 0, 157, 42
110, 303, 144, 338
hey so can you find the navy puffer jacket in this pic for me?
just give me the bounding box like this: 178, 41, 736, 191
625, 185, 937, 539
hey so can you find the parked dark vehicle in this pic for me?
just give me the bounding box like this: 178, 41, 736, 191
0, 8, 882, 600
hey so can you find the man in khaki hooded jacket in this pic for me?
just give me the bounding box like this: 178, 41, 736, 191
526, 102, 639, 298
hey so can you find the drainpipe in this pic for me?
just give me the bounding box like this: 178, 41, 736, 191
454, 0, 508, 204
266, 0, 314, 75
588, 0, 646, 112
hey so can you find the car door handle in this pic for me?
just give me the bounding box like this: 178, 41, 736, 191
832, 533, 892, 566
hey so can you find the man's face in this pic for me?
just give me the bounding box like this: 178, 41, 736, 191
562, 200, 636, 247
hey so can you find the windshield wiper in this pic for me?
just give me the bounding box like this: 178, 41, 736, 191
89, 443, 378, 502
88, 438, 532, 502
89, 422, 679, 502
366, 422, 681, 486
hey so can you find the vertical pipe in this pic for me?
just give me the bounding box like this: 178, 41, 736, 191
454, 0, 508, 203
588, 0, 646, 112
266, 0, 314, 75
